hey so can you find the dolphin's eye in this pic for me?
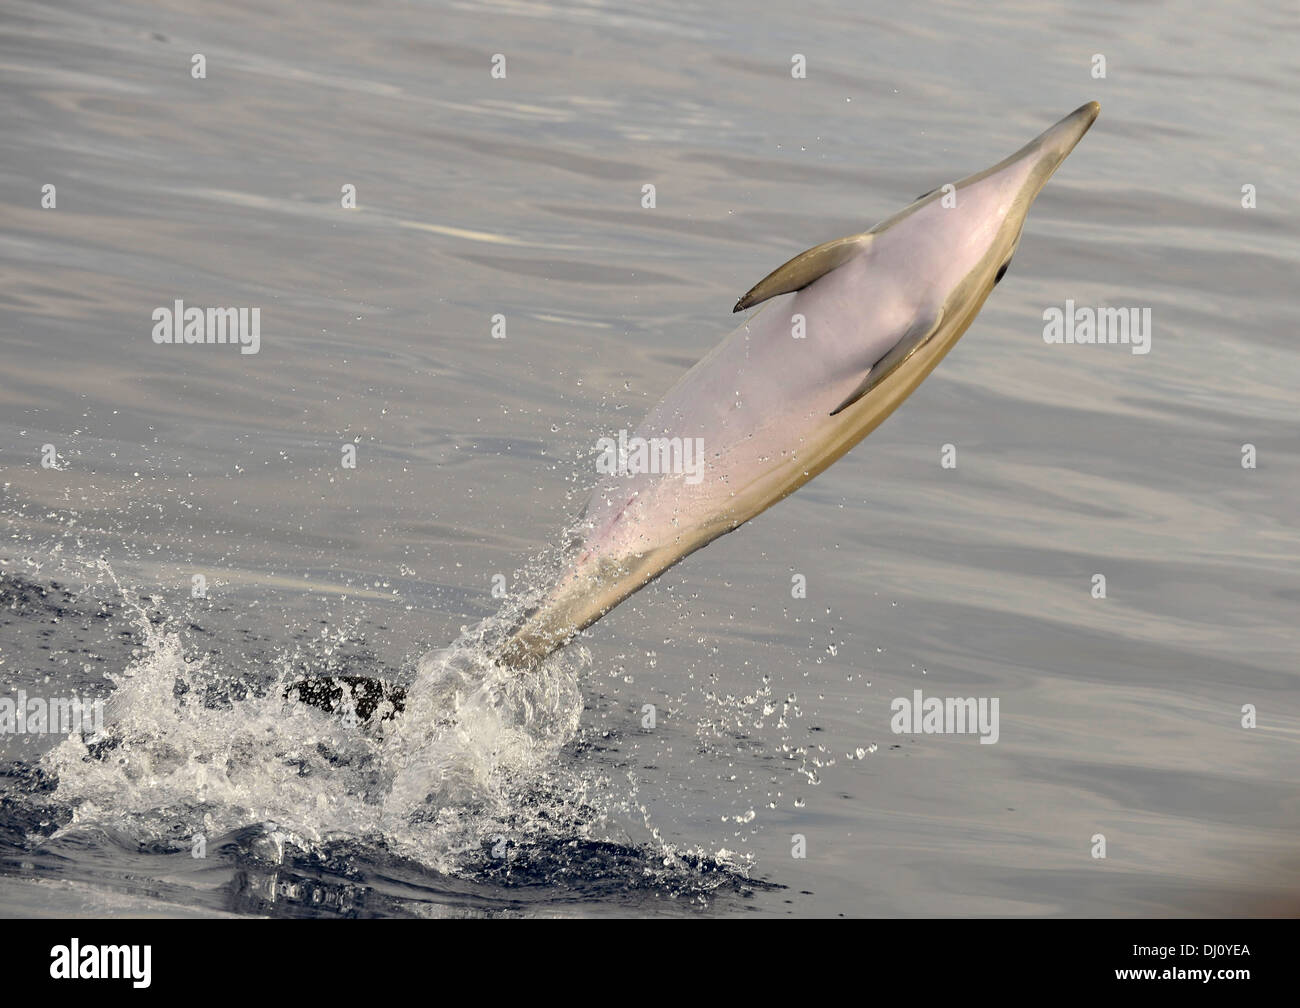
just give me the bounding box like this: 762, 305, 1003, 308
994, 259, 1011, 285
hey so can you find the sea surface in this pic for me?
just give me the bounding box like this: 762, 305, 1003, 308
1, 0, 1297, 917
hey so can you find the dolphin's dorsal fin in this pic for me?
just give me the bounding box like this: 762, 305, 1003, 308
733, 233, 871, 313
829, 306, 946, 416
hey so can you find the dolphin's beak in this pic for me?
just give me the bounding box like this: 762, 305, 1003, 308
1031, 100, 1100, 174
994, 100, 1100, 204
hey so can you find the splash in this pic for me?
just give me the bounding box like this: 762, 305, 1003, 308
31, 561, 590, 872
6, 557, 765, 913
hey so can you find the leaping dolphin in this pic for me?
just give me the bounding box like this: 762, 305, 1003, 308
290, 101, 1099, 715
494, 101, 1100, 669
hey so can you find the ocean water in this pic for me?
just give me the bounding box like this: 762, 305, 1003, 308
1, 0, 1297, 917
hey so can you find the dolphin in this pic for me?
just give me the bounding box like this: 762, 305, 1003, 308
493, 101, 1100, 669
289, 102, 1099, 714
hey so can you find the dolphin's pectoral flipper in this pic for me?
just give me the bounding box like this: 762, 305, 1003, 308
733, 233, 871, 313
829, 307, 946, 416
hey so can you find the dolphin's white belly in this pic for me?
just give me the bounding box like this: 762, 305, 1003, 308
578, 252, 920, 564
